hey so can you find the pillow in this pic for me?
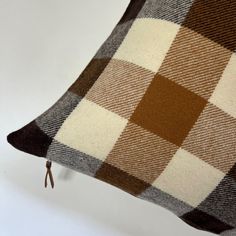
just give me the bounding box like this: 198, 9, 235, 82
7, 0, 236, 235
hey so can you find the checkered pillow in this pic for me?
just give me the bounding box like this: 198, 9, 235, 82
7, 0, 236, 235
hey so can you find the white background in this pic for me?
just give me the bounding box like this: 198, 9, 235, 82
0, 1, 213, 235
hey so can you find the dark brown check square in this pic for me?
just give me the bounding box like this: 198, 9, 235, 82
95, 162, 150, 196
69, 58, 110, 97
198, 174, 236, 228
181, 209, 234, 234
183, 0, 236, 51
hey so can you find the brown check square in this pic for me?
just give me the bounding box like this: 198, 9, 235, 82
103, 122, 178, 184
183, 103, 236, 173
86, 59, 155, 119
159, 27, 232, 100
130, 74, 206, 146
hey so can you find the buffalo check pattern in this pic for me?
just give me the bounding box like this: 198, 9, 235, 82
7, 1, 236, 235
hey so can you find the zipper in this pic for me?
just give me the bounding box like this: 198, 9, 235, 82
44, 160, 54, 188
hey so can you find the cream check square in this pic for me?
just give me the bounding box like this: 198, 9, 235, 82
55, 99, 128, 161
210, 54, 236, 118
113, 18, 180, 72
153, 148, 224, 207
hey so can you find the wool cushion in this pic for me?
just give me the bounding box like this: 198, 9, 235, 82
7, 0, 236, 235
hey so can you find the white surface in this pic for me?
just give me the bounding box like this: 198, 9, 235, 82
0, 1, 213, 235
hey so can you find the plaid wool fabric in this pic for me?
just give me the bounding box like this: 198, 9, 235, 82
8, 0, 236, 235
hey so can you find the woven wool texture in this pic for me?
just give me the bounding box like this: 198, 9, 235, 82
7, 0, 236, 235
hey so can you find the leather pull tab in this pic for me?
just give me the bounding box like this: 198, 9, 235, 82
45, 161, 54, 188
